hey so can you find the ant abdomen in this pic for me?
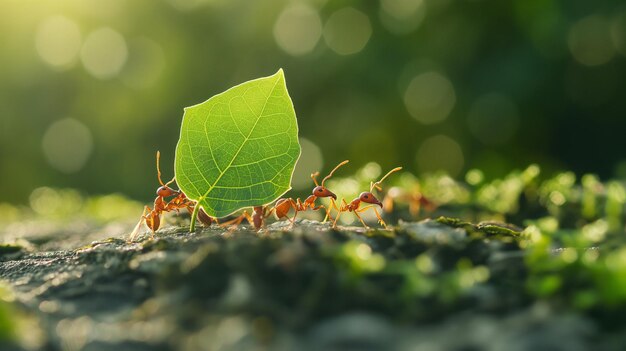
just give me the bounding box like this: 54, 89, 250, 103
147, 215, 161, 231
273, 198, 291, 218
197, 208, 214, 226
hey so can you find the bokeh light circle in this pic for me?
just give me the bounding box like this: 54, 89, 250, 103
273, 3, 322, 56
379, 0, 426, 34
611, 12, 626, 57
416, 135, 464, 177
42, 119, 94, 173
404, 71, 456, 124
35, 16, 82, 70
381, 0, 423, 19
323, 7, 372, 55
80, 27, 128, 79
568, 15, 615, 66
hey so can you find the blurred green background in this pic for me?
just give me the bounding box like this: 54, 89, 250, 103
2, 0, 626, 205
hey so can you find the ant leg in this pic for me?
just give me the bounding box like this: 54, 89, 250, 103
323, 198, 340, 222
332, 212, 340, 228
221, 211, 254, 230
281, 199, 299, 228
287, 210, 300, 230
356, 205, 387, 229
330, 198, 341, 221
220, 212, 246, 228
311, 204, 326, 213
309, 204, 332, 224
244, 211, 256, 227
264, 206, 275, 218
287, 199, 304, 230
353, 210, 370, 229
332, 199, 348, 228
129, 206, 151, 241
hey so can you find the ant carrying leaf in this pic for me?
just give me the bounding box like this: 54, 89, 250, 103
129, 151, 214, 241
331, 166, 402, 229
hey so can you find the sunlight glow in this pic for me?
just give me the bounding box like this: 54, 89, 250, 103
323, 8, 372, 55
404, 71, 456, 124
80, 27, 128, 79
35, 16, 82, 70
42, 119, 93, 173
568, 15, 615, 66
273, 3, 322, 56
379, 0, 426, 34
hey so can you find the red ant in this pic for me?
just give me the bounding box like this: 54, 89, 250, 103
272, 160, 349, 226
129, 151, 214, 241
220, 160, 349, 231
331, 167, 402, 229
382, 185, 436, 218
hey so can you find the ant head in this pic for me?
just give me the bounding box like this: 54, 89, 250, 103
359, 192, 383, 208
156, 185, 178, 197
312, 186, 337, 200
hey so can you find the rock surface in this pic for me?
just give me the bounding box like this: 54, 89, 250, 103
0, 218, 619, 350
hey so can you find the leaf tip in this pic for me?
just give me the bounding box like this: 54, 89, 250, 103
275, 68, 286, 81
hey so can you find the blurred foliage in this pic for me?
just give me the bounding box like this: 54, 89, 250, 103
0, 288, 15, 343
0, 187, 142, 230
327, 162, 626, 317
0, 284, 45, 350
3, 0, 626, 205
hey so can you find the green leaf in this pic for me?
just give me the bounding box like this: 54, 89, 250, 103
174, 69, 301, 218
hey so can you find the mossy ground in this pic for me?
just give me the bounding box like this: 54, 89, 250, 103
2, 166, 626, 350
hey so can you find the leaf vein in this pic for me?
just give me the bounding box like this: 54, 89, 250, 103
197, 74, 281, 202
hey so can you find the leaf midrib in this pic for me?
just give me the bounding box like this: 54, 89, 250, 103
198, 75, 282, 204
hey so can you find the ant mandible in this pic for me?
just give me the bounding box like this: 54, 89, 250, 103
129, 151, 214, 241
331, 166, 402, 229
272, 160, 349, 226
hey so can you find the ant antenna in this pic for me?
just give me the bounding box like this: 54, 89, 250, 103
321, 160, 349, 187
370, 167, 402, 192
156, 151, 175, 188
311, 172, 321, 187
